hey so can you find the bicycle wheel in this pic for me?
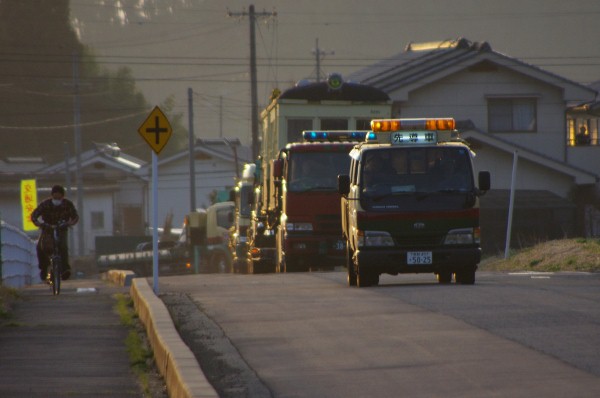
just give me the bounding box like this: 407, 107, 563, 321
51, 256, 61, 295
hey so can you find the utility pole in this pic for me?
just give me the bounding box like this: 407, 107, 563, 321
312, 38, 335, 83
72, 52, 84, 256
227, 5, 277, 160
188, 88, 196, 212
64, 142, 75, 252
219, 95, 223, 138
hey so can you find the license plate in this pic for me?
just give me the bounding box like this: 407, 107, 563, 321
407, 251, 432, 265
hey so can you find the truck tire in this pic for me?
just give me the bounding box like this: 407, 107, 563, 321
454, 267, 476, 285
211, 253, 231, 273
276, 248, 285, 273
436, 271, 452, 284
357, 266, 374, 288
346, 244, 357, 286
275, 230, 285, 273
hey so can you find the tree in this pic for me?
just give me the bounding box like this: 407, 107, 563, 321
0, 0, 186, 164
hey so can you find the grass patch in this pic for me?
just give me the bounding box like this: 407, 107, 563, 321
114, 293, 157, 397
0, 285, 20, 322
480, 238, 600, 272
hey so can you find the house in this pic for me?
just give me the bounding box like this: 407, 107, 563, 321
136, 138, 252, 234
349, 38, 599, 252
0, 139, 251, 258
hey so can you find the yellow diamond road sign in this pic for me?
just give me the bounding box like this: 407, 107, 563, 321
138, 106, 172, 154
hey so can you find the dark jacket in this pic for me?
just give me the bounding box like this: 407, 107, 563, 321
31, 198, 79, 227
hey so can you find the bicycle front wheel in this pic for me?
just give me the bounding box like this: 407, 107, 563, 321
51, 256, 61, 295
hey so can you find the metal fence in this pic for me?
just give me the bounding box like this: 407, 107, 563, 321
1, 220, 37, 288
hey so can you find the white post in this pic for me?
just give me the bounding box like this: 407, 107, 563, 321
152, 151, 159, 293
504, 150, 518, 259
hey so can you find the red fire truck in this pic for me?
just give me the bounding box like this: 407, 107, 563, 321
247, 75, 392, 272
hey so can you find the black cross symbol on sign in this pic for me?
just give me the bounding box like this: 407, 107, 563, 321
146, 116, 168, 144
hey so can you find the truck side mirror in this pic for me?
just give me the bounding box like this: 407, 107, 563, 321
272, 159, 283, 178
338, 174, 350, 195
478, 171, 491, 192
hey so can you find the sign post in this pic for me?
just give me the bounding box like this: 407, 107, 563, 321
138, 106, 172, 294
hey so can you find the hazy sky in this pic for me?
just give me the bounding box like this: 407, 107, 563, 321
71, 0, 600, 146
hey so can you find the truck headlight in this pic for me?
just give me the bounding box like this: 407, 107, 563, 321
358, 230, 394, 247
286, 223, 313, 231
444, 228, 479, 245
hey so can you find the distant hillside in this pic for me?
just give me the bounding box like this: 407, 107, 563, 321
0, 1, 186, 164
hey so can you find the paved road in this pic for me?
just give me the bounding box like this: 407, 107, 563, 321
157, 270, 600, 398
0, 276, 157, 398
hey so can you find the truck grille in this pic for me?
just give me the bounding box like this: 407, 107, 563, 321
315, 214, 342, 233
394, 234, 444, 248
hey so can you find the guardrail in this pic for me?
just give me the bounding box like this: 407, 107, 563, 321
1, 220, 37, 288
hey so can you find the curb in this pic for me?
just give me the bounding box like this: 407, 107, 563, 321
130, 277, 218, 398
103, 269, 137, 286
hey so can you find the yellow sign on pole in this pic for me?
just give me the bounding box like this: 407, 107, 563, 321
137, 106, 173, 154
21, 179, 38, 231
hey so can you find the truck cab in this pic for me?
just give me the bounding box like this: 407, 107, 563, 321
339, 118, 490, 287
183, 201, 235, 273
272, 131, 369, 272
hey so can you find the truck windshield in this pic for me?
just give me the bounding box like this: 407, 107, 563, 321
360, 147, 475, 209
288, 151, 350, 192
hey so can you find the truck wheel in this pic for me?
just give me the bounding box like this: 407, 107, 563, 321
436, 271, 452, 284
346, 245, 357, 286
285, 258, 306, 272
356, 267, 373, 288
276, 231, 285, 273
276, 250, 285, 273
454, 268, 476, 285
212, 253, 231, 273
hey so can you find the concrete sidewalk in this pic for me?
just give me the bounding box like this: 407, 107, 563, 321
0, 271, 217, 398
0, 275, 146, 397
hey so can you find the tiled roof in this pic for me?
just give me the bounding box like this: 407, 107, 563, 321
349, 37, 593, 97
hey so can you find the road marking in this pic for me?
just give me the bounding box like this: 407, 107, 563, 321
76, 287, 98, 294
508, 272, 554, 276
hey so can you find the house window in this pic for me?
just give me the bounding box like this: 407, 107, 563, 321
356, 119, 372, 130
488, 98, 537, 132
569, 118, 598, 146
287, 119, 313, 143
216, 207, 233, 230
320, 118, 348, 130
91, 211, 104, 230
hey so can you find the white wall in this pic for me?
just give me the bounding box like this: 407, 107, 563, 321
150, 158, 239, 229
398, 67, 567, 161
472, 145, 574, 197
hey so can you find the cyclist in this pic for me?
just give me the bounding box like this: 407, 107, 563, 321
31, 185, 79, 282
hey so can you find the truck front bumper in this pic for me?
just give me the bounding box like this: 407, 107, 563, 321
284, 233, 346, 266
355, 246, 481, 274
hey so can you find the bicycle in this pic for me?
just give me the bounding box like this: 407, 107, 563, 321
44, 222, 68, 295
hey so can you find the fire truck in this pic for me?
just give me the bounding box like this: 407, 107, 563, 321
248, 75, 392, 272
272, 131, 370, 272
229, 162, 260, 273
338, 118, 490, 287
97, 201, 234, 275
